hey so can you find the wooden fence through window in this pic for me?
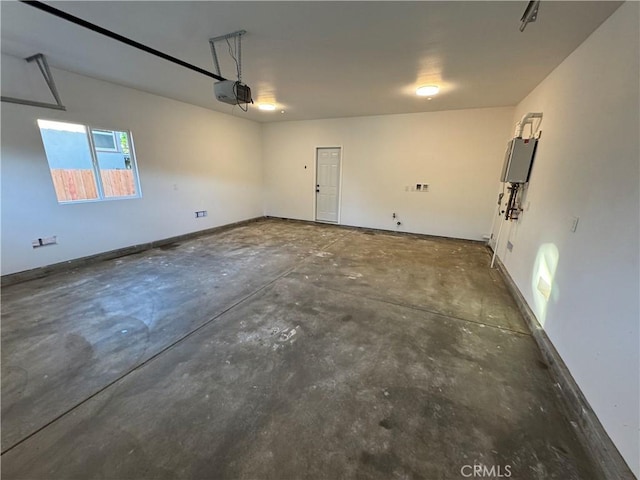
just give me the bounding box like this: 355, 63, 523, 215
50, 169, 135, 201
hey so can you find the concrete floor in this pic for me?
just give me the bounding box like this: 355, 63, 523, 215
1, 219, 599, 479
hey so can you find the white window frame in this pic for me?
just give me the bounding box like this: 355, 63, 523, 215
38, 119, 143, 204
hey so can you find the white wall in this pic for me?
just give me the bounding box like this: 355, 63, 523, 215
3, 6, 637, 472
492, 2, 639, 475
1, 53, 263, 275
263, 107, 514, 240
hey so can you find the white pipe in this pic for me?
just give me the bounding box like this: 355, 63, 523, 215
514, 112, 543, 138
490, 218, 504, 269
487, 189, 504, 249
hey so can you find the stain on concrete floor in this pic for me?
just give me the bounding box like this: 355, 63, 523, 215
1, 219, 599, 479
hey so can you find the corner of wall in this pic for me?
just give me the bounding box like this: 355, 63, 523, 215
491, 2, 639, 476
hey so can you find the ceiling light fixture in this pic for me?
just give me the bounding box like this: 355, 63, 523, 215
416, 85, 439, 97
258, 103, 276, 111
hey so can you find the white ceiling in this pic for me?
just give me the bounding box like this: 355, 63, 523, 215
1, 1, 622, 122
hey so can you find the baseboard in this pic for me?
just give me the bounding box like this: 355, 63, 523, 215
3, 216, 479, 286
492, 254, 636, 480
264, 216, 486, 245
1, 216, 266, 287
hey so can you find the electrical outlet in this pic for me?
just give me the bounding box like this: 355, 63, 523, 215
411, 183, 430, 192
195, 210, 208, 218
32, 236, 57, 248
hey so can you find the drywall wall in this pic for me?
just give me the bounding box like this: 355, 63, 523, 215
491, 2, 639, 475
1, 53, 263, 275
262, 107, 514, 240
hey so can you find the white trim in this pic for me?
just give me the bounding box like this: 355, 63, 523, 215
86, 126, 106, 199
37, 119, 84, 133
127, 130, 143, 197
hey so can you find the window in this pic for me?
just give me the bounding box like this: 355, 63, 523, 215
92, 130, 118, 152
37, 119, 141, 203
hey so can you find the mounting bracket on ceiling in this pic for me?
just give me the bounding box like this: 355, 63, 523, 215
520, 0, 541, 32
209, 30, 246, 80
1, 53, 66, 111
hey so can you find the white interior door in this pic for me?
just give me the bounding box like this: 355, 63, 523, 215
315, 148, 341, 223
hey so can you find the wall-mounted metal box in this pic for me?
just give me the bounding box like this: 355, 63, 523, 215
500, 138, 538, 183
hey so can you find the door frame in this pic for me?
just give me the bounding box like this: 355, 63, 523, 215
313, 146, 343, 224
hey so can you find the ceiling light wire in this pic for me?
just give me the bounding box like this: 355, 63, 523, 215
237, 35, 242, 84
225, 37, 241, 83
225, 37, 247, 112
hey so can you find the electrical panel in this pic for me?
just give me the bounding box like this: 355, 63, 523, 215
500, 138, 538, 183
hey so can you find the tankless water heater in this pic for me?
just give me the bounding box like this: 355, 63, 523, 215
500, 137, 538, 183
